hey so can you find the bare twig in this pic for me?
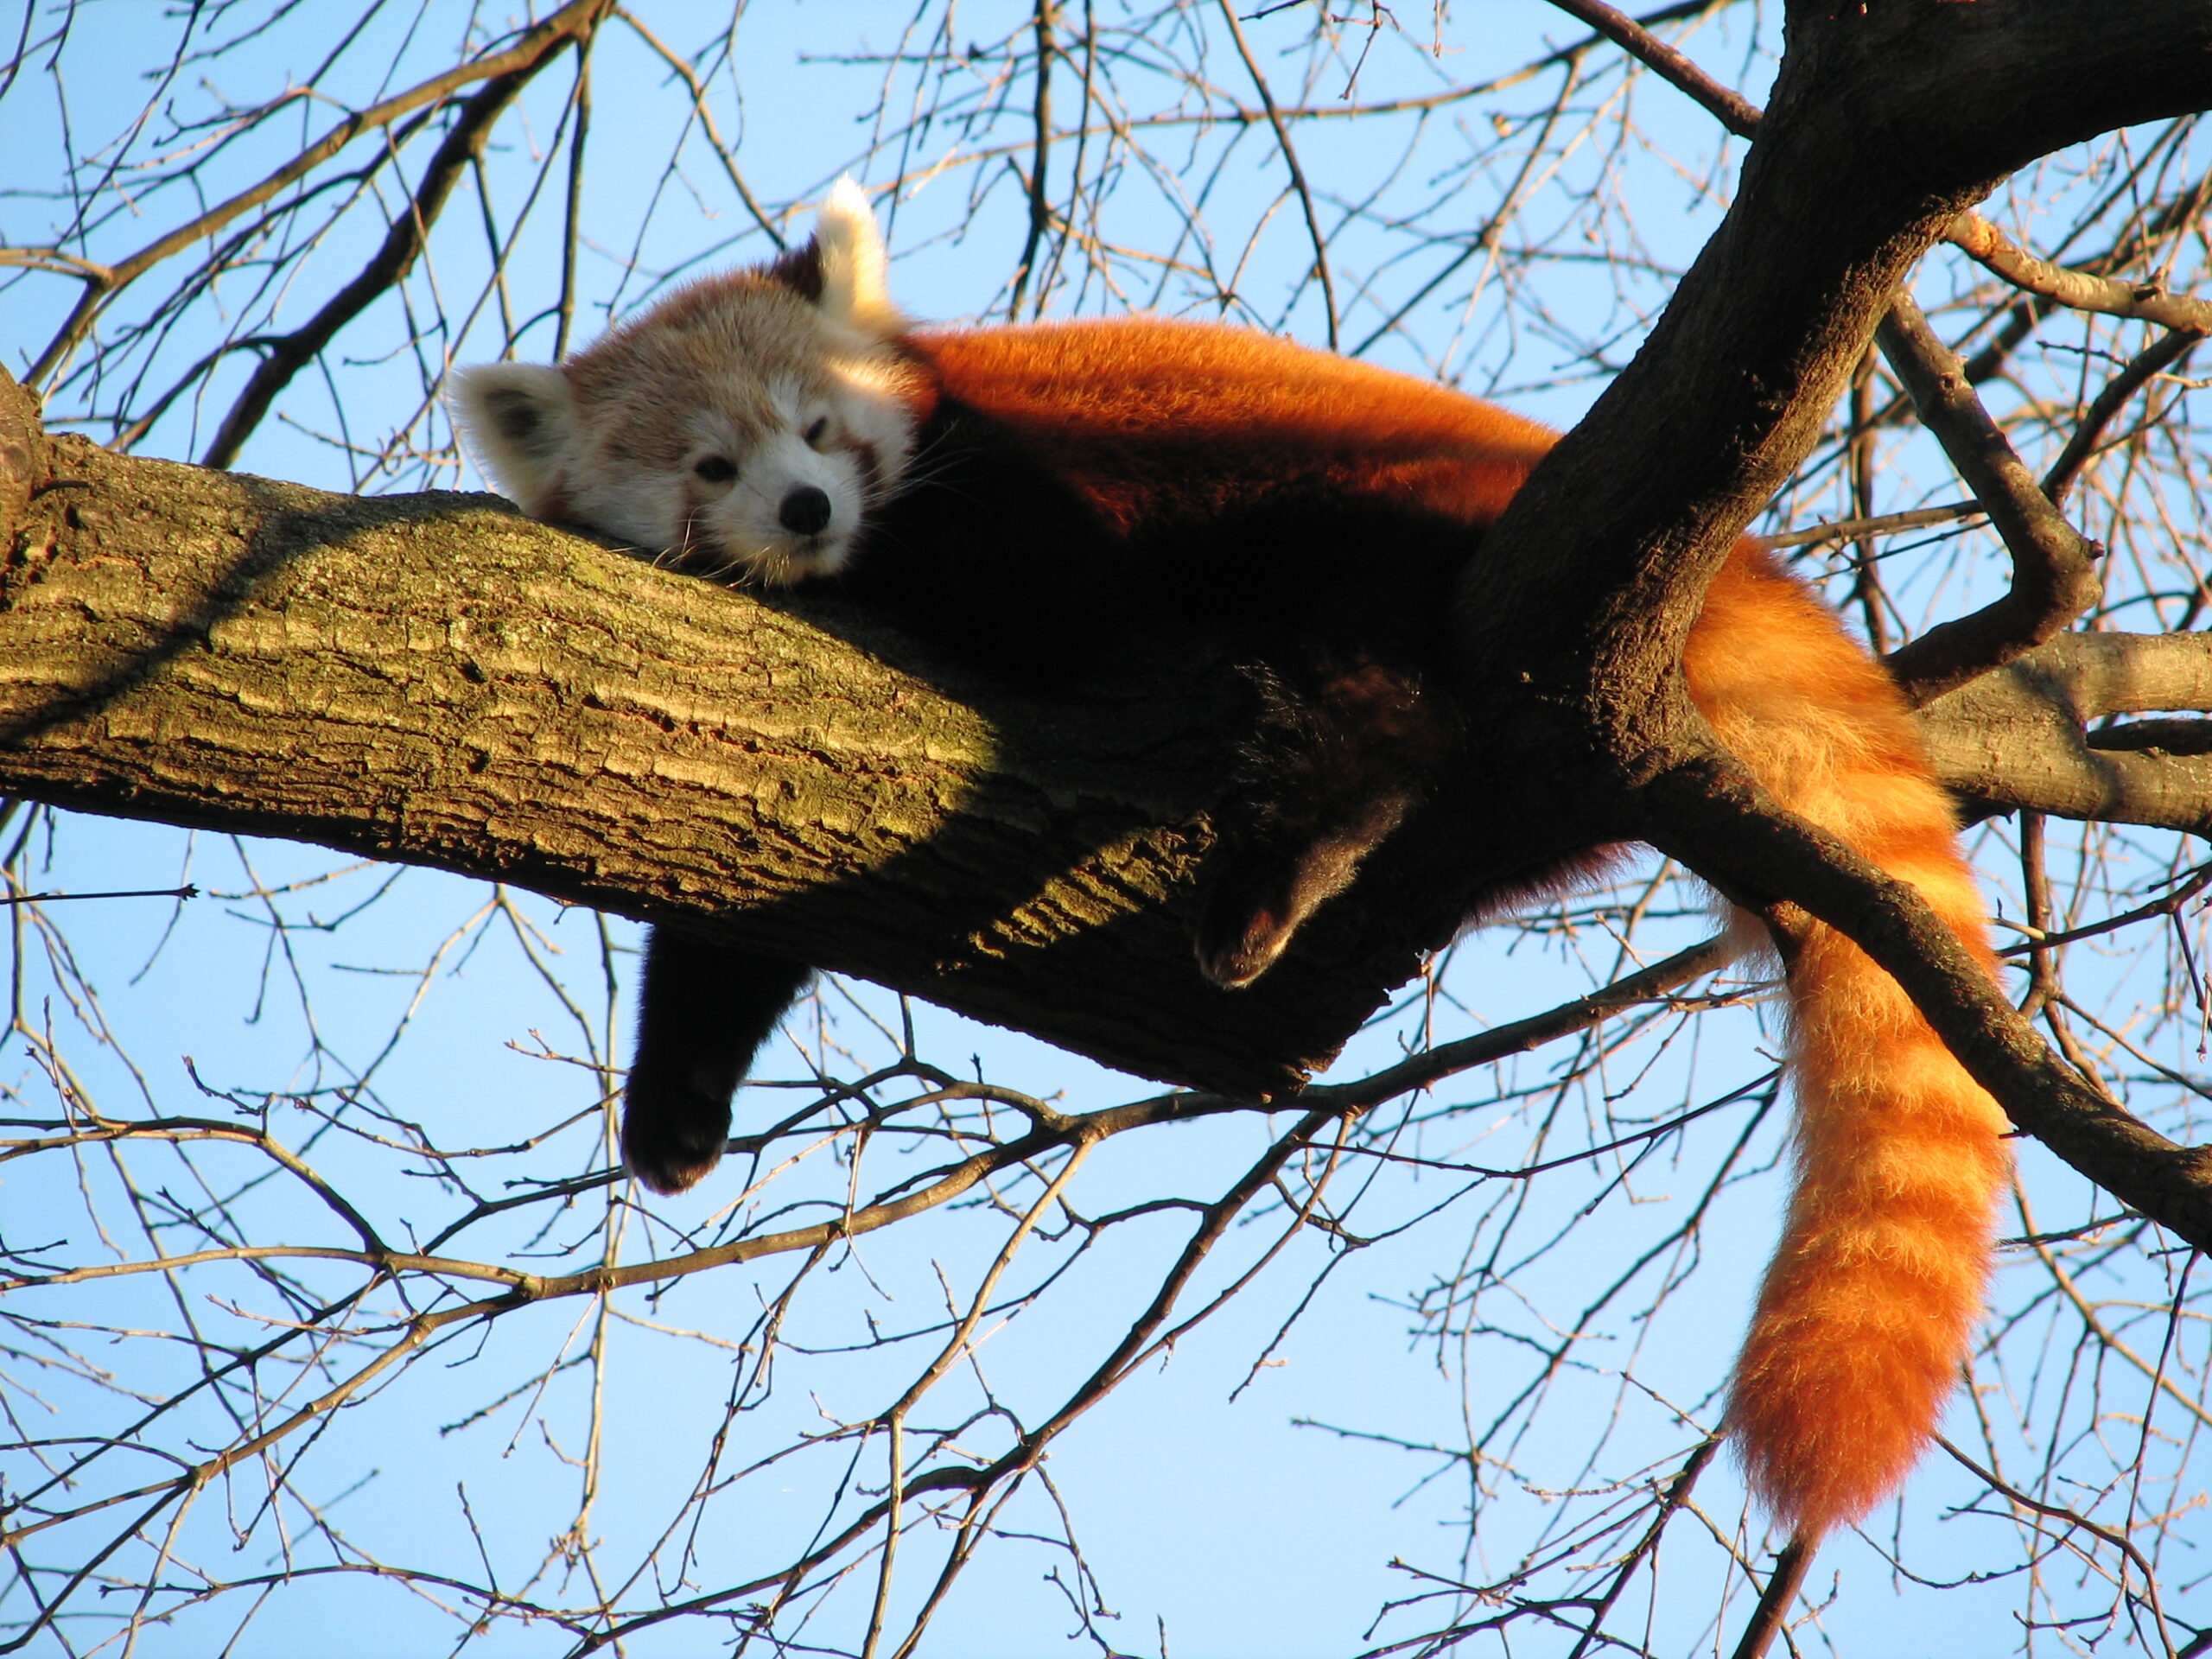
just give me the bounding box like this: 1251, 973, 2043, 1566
198, 54, 557, 467
1878, 293, 2102, 705
1216, 0, 1339, 346
22, 0, 617, 389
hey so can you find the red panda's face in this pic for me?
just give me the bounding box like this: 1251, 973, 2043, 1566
574, 327, 913, 587
450, 180, 917, 587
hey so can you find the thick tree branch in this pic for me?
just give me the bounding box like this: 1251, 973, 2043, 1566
0, 407, 1465, 1099
1513, 3, 2185, 725
0, 367, 36, 543
1916, 632, 2212, 831
1555, 0, 2202, 712
1450, 1, 2212, 1236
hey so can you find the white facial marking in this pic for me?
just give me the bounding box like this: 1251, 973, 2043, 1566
659, 386, 871, 585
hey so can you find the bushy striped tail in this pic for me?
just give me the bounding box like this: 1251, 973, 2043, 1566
1688, 548, 2012, 1539
1727, 895, 2010, 1536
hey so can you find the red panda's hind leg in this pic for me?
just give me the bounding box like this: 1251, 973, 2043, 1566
1194, 656, 1459, 988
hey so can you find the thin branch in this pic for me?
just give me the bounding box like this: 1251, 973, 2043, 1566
2043, 326, 2204, 507
1878, 292, 2102, 705
1006, 0, 1057, 321
1764, 500, 1982, 550
1645, 756, 2212, 1254
1726, 1535, 1813, 1659
23, 0, 615, 389
1949, 212, 2212, 334
1539, 0, 1761, 138
199, 54, 551, 468
1216, 0, 1338, 347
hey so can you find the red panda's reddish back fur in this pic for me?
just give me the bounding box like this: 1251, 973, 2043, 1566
912, 318, 2013, 1538
911, 319, 1553, 538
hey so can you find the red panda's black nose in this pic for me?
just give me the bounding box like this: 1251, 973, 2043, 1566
779, 486, 832, 537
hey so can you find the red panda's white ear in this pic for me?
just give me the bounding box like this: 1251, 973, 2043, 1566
448, 363, 575, 514
810, 177, 903, 341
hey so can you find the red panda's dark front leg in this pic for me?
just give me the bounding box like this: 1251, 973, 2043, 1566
1194, 656, 1460, 988
623, 931, 815, 1194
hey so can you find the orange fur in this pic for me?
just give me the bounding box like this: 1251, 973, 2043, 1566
925, 323, 2013, 1537
1688, 563, 2010, 1538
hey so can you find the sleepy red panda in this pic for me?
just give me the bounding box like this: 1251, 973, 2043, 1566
450, 181, 2012, 1546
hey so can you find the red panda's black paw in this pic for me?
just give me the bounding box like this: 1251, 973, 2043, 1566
620, 1073, 733, 1195
1193, 906, 1292, 990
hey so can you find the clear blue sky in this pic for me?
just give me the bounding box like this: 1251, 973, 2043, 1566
3, 5, 2188, 1656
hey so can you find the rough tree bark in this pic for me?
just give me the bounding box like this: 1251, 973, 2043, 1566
1919, 633, 2212, 830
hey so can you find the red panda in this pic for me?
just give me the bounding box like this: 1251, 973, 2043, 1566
450, 181, 2012, 1545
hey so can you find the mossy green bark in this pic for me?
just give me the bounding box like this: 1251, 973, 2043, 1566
0, 400, 1442, 1094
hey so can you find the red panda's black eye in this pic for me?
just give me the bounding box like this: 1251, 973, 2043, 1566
693, 454, 737, 484
804, 417, 830, 450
